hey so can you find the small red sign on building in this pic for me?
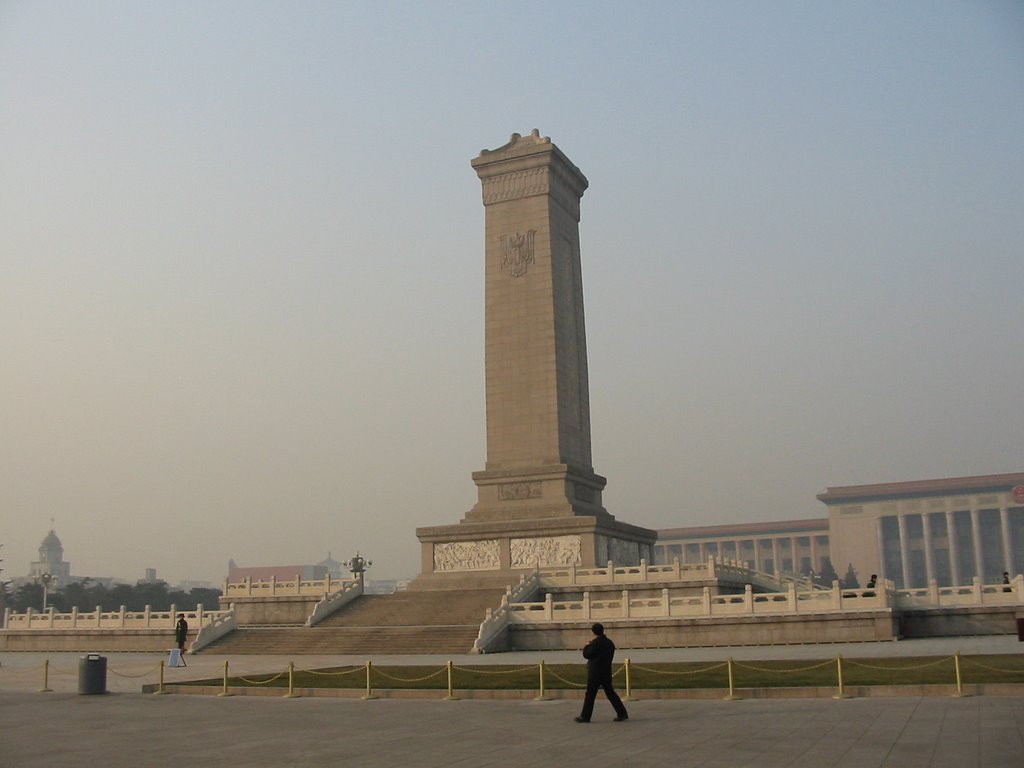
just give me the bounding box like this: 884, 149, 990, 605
1013, 485, 1024, 504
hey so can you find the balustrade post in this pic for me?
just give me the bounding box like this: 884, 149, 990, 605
70, 606, 79, 628
295, 574, 301, 595
583, 592, 591, 619
972, 577, 981, 603
170, 605, 177, 629
245, 576, 252, 596
787, 583, 797, 612
608, 561, 615, 583
745, 584, 753, 614
48, 606, 55, 628
662, 588, 670, 617
832, 581, 841, 610
673, 557, 681, 580
3, 607, 9, 628
95, 606, 102, 628
640, 559, 648, 580
570, 562, 577, 585
707, 555, 715, 578
197, 604, 204, 625
701, 586, 711, 615
544, 593, 553, 620
622, 589, 630, 618
928, 579, 939, 606
325, 573, 332, 595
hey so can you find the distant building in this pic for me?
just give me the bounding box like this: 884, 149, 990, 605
29, 529, 71, 581
226, 559, 327, 583
656, 472, 1024, 589
820, 472, 1024, 589
317, 552, 345, 580
655, 518, 830, 577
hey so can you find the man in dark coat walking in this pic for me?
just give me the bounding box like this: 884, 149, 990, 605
575, 622, 628, 722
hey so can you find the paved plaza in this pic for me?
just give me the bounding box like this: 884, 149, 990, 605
2, 637, 1023, 767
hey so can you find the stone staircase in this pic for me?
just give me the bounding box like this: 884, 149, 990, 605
203, 588, 506, 655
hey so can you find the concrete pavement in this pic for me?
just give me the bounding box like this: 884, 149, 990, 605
2, 637, 1023, 767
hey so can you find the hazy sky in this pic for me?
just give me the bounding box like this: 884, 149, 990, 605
2, 2, 1022, 586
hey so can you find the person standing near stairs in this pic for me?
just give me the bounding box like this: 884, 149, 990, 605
175, 613, 189, 666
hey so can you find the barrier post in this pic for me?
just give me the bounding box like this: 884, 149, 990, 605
623, 658, 636, 701
953, 651, 969, 698
444, 660, 458, 701
362, 660, 377, 700
39, 659, 52, 693
153, 660, 167, 695
723, 657, 741, 701
284, 661, 299, 698
832, 655, 851, 699
218, 660, 234, 697
534, 660, 551, 701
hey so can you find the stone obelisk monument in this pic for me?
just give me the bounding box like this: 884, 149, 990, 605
416, 131, 655, 583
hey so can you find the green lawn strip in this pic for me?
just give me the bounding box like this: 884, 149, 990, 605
178, 655, 1024, 691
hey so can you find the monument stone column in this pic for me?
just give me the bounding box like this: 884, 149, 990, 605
415, 131, 656, 584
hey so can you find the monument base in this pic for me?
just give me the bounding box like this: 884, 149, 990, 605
413, 515, 656, 590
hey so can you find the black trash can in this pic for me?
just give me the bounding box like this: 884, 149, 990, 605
78, 654, 107, 695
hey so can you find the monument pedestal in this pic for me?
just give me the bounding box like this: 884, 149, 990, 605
415, 514, 656, 589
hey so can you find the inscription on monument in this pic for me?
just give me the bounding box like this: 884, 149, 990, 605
433, 540, 500, 571
511, 536, 582, 567
499, 230, 536, 277
499, 481, 542, 500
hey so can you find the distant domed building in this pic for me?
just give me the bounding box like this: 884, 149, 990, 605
29, 528, 72, 581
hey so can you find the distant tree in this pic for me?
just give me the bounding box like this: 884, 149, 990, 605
841, 563, 860, 589
8, 580, 221, 613
10, 582, 43, 612
815, 557, 840, 587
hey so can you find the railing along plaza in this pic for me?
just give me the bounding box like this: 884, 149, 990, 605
3, 604, 227, 631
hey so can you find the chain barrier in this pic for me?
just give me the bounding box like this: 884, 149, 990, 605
9, 649, 1022, 696
959, 657, 1024, 675
451, 664, 538, 675
373, 668, 446, 684
301, 666, 363, 677
631, 662, 727, 676
844, 656, 953, 672
108, 664, 162, 679
733, 659, 834, 674
542, 667, 587, 688
235, 671, 286, 685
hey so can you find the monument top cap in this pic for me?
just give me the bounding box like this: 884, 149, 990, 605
478, 129, 551, 156
471, 129, 588, 191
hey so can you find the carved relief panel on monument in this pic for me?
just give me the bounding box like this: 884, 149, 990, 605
499, 482, 542, 501
433, 540, 500, 572
510, 535, 582, 567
